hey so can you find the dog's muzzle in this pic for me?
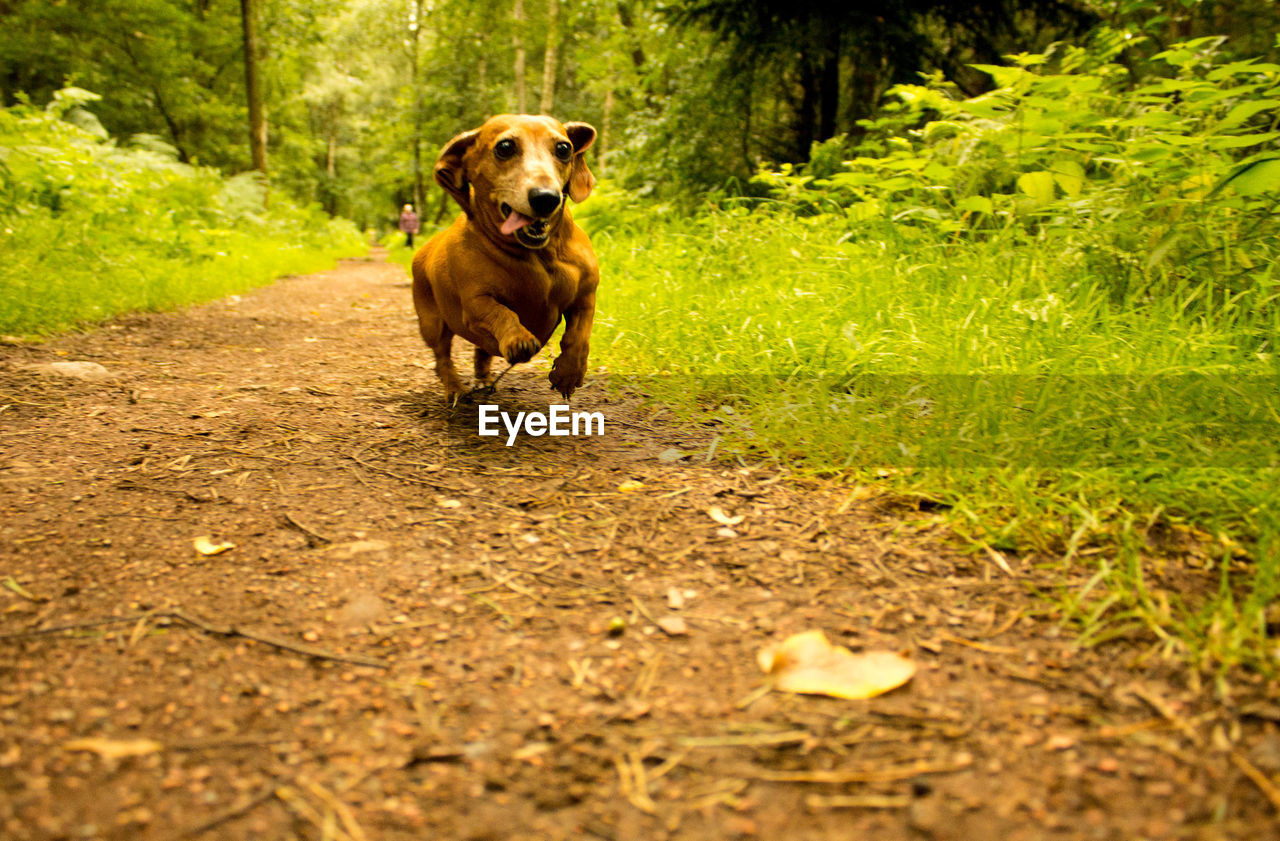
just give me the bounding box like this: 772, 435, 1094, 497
500, 202, 553, 249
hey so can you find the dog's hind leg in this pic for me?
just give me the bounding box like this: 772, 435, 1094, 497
414, 289, 466, 403
430, 329, 465, 404
474, 347, 494, 385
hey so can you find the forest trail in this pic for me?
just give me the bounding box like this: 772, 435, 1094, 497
1, 251, 1277, 841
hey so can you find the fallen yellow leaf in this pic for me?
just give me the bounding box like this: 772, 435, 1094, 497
193, 536, 234, 556
758, 630, 915, 700
64, 737, 163, 759
707, 506, 745, 526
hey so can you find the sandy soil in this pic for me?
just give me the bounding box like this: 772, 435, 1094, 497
1, 250, 1278, 840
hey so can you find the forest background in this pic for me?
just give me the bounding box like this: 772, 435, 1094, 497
5, 0, 1275, 225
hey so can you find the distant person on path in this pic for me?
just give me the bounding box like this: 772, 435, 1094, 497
399, 204, 420, 249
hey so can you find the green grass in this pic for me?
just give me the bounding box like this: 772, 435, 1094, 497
581, 202, 1279, 674
0, 92, 367, 336
0, 215, 364, 336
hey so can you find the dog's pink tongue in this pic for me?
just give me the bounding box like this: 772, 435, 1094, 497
501, 210, 533, 235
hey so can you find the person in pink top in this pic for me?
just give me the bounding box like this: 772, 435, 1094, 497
399, 203, 420, 248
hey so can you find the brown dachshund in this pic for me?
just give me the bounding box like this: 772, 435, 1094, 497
411, 114, 599, 403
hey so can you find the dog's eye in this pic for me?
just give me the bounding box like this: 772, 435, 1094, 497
494, 139, 517, 160
554, 141, 572, 162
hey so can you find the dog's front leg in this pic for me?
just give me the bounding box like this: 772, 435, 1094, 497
550, 292, 595, 399
464, 294, 542, 364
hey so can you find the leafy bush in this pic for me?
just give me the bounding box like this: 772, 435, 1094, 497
0, 89, 364, 336
752, 32, 1280, 308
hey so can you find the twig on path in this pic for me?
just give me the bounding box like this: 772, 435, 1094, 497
0, 616, 139, 639
614, 752, 657, 814
129, 426, 229, 441
734, 755, 973, 784
281, 511, 331, 546
3, 576, 47, 603
346, 446, 531, 515
980, 541, 1017, 577
344, 447, 462, 493
734, 683, 773, 710
115, 479, 222, 504
1231, 750, 1280, 813
169, 736, 293, 752
939, 634, 1021, 656
463, 564, 547, 606
0, 609, 385, 669
175, 777, 284, 839
275, 785, 348, 841
1129, 685, 1203, 746
464, 361, 516, 397
805, 793, 910, 810
162, 609, 386, 669
0, 391, 57, 408
302, 777, 369, 841
677, 730, 811, 749
628, 595, 658, 625
466, 592, 516, 625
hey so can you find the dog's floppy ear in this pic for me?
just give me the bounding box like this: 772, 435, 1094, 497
434, 129, 480, 216
563, 122, 597, 203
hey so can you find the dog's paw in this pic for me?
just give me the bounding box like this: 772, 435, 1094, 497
549, 356, 585, 399
501, 333, 542, 365
439, 375, 467, 406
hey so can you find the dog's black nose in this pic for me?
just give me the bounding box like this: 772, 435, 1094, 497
527, 188, 562, 217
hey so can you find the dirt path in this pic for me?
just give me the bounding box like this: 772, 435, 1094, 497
1, 251, 1277, 841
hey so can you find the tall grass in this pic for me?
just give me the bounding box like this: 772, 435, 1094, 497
386, 34, 1280, 672
0, 89, 365, 336
586, 204, 1277, 672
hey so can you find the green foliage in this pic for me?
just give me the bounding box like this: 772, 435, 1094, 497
752, 33, 1280, 308
0, 93, 364, 336
591, 202, 1279, 671
588, 36, 1280, 673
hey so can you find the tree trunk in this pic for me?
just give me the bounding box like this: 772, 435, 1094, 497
513, 0, 527, 112
740, 65, 754, 174
615, 1, 646, 70
324, 120, 338, 216
539, 0, 559, 115
411, 0, 425, 214
326, 102, 338, 179
795, 61, 817, 161
818, 27, 840, 141
599, 86, 613, 176
239, 0, 267, 182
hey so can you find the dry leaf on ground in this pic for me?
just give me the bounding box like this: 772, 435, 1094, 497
656, 616, 689, 636
757, 630, 915, 700
708, 506, 745, 526
192, 536, 234, 556
63, 738, 163, 759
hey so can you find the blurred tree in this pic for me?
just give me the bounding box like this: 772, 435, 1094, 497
514, 0, 529, 111
540, 0, 560, 114
669, 0, 1099, 160
241, 0, 268, 179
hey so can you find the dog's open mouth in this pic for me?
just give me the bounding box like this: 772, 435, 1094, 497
499, 203, 551, 248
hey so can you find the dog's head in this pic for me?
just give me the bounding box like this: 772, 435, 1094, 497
434, 115, 596, 250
